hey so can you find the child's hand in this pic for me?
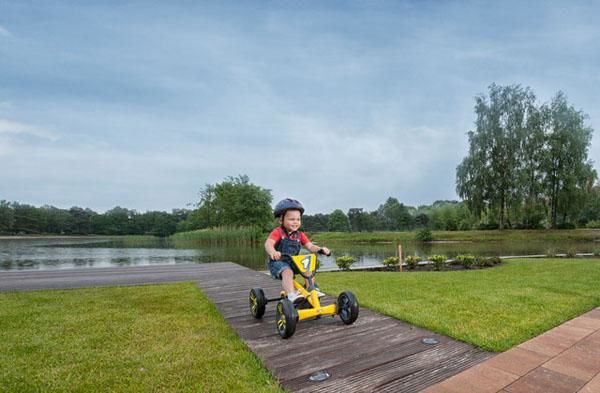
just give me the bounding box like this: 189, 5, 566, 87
270, 251, 281, 260
320, 247, 331, 256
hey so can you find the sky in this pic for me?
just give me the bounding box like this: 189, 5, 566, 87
1, 1, 599, 214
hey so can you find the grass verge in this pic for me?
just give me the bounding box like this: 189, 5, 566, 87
0, 283, 282, 393
317, 258, 600, 352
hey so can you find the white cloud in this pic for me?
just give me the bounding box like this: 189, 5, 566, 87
0, 24, 11, 37
0, 119, 60, 141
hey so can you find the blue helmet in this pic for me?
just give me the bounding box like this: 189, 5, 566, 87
273, 198, 305, 218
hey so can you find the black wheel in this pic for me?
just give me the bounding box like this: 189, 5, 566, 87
337, 291, 359, 325
249, 288, 267, 319
275, 299, 298, 339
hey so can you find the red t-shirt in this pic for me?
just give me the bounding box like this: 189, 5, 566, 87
267, 227, 310, 246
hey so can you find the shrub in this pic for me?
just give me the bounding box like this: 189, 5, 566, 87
382, 256, 399, 268
566, 248, 578, 258
475, 257, 496, 267
478, 222, 499, 230
593, 248, 600, 257
415, 228, 433, 242
405, 255, 421, 270
429, 255, 447, 271
336, 256, 356, 271
586, 220, 600, 229
456, 254, 476, 269
556, 222, 576, 229
546, 248, 557, 257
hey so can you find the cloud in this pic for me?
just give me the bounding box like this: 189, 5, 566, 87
0, 119, 60, 141
0, 24, 11, 37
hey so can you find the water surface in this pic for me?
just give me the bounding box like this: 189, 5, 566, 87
1, 236, 597, 271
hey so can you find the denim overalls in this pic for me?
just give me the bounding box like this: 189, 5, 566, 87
267, 229, 301, 279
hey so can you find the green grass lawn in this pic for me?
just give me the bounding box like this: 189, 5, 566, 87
0, 283, 282, 393
317, 258, 600, 352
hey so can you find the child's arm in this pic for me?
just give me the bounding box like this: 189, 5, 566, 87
264, 238, 281, 260
305, 242, 330, 256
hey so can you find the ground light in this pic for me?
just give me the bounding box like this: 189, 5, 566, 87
422, 337, 440, 345
308, 370, 331, 382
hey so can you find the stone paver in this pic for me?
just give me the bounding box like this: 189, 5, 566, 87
484, 347, 549, 376
423, 308, 600, 393
503, 367, 586, 393
579, 373, 600, 393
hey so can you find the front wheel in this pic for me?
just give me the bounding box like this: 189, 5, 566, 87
337, 291, 359, 325
275, 299, 298, 338
249, 288, 267, 319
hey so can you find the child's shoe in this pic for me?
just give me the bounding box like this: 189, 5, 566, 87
315, 288, 325, 298
288, 291, 306, 305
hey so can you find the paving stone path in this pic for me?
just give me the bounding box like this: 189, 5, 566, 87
423, 308, 600, 393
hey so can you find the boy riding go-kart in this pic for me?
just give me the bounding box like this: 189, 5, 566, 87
249, 198, 359, 338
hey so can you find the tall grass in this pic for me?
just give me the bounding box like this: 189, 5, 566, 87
171, 226, 265, 245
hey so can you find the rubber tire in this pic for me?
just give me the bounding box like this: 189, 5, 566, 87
249, 288, 267, 319
275, 299, 298, 339
337, 291, 359, 325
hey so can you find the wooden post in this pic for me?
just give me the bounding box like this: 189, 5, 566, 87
398, 243, 403, 272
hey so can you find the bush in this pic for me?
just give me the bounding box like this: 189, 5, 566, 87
382, 256, 399, 268
429, 255, 447, 271
478, 222, 499, 230
546, 248, 557, 257
475, 257, 496, 267
556, 222, 576, 229
586, 220, 600, 229
415, 228, 433, 242
593, 248, 600, 257
336, 256, 357, 271
405, 255, 421, 270
456, 254, 476, 269
565, 248, 577, 258
489, 256, 502, 265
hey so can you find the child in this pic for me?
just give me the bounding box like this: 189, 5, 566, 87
265, 198, 330, 304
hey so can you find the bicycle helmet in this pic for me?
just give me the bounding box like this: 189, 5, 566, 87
273, 198, 305, 218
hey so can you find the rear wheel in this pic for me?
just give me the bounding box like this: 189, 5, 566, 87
249, 288, 267, 319
337, 291, 359, 325
275, 299, 298, 338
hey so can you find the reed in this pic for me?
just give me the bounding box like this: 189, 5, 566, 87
171, 226, 265, 245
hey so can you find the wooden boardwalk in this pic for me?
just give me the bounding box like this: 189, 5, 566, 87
0, 262, 493, 392
195, 263, 493, 392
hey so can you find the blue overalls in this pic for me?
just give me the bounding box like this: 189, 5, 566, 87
267, 230, 301, 279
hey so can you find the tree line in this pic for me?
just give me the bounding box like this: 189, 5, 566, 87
457, 84, 597, 229
0, 201, 189, 236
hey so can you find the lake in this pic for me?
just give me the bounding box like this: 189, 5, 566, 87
1, 236, 598, 271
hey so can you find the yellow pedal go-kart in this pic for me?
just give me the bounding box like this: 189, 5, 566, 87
249, 251, 359, 339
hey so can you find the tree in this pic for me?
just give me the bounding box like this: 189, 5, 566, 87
12, 203, 42, 234
0, 200, 14, 234
348, 208, 371, 232
328, 209, 350, 232
541, 92, 596, 227
456, 84, 537, 229
376, 197, 413, 230
579, 184, 600, 225
188, 175, 272, 230
301, 213, 329, 232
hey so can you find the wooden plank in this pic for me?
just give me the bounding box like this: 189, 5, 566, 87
193, 263, 494, 392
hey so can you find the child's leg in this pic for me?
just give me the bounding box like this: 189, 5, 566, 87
280, 268, 295, 295
303, 273, 316, 290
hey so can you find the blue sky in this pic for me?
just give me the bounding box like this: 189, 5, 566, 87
1, 1, 599, 214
